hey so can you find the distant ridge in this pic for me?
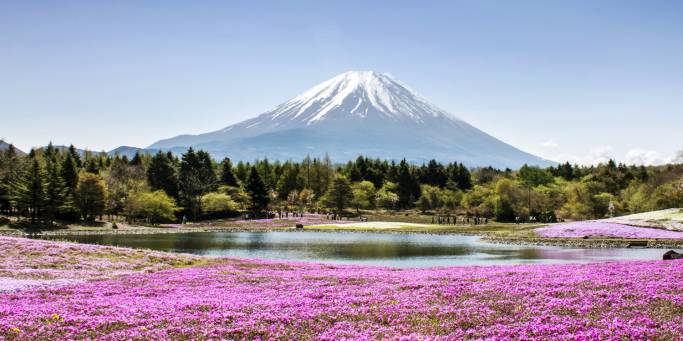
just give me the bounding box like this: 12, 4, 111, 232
150, 71, 553, 168
107, 146, 159, 158
0, 140, 24, 155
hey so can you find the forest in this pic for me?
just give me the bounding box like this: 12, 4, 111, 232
0, 142, 682, 226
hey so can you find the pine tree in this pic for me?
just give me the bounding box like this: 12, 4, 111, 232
245, 166, 269, 214
13, 153, 45, 223
196, 150, 217, 192
147, 151, 179, 198
219, 157, 238, 186
68, 145, 82, 167
43, 149, 66, 226
179, 148, 202, 219
454, 163, 473, 190
0, 143, 22, 215
85, 158, 99, 174
324, 175, 353, 214
396, 159, 420, 209
130, 152, 143, 166
59, 153, 80, 220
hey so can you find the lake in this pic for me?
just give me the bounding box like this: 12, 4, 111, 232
46, 231, 668, 267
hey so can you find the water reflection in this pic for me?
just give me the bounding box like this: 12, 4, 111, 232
46, 231, 668, 268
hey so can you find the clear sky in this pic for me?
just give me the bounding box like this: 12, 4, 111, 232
2, 1, 682, 165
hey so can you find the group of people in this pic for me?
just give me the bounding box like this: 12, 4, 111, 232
277, 210, 305, 219
432, 215, 488, 225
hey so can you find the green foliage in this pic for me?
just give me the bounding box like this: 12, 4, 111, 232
324, 175, 353, 214
376, 181, 399, 210
201, 192, 238, 217
1, 141, 682, 225
219, 157, 239, 187
76, 172, 107, 221
126, 190, 178, 224
43, 145, 67, 225
147, 151, 179, 199
518, 164, 553, 187
179, 148, 216, 219
351, 181, 376, 212
245, 166, 269, 213
0, 142, 23, 214
12, 154, 45, 223
396, 159, 421, 209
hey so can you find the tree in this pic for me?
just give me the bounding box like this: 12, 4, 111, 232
76, 172, 107, 221
396, 159, 421, 209
416, 195, 431, 213
351, 181, 375, 213
376, 181, 399, 210
43, 149, 66, 226
64, 144, 81, 168
298, 188, 315, 213
421, 159, 448, 188
178, 148, 215, 219
219, 157, 239, 186
416, 185, 443, 212
201, 192, 238, 217
126, 190, 178, 224
12, 154, 45, 223
276, 162, 302, 200
147, 151, 179, 198
0, 143, 22, 215
61, 152, 79, 190
324, 175, 353, 214
245, 166, 269, 214
518, 164, 553, 187
104, 156, 146, 219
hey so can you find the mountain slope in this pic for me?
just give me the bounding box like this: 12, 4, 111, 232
150, 71, 552, 168
0, 141, 24, 155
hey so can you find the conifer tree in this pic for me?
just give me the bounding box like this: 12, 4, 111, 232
396, 159, 420, 208
68, 144, 82, 167
0, 143, 22, 215
245, 166, 269, 214
147, 151, 179, 198
43, 148, 66, 226
130, 152, 143, 166
324, 175, 353, 215
219, 157, 238, 187
13, 152, 45, 223
61, 153, 79, 190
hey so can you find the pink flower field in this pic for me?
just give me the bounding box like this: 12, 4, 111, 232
1, 236, 683, 339
0, 236, 203, 292
535, 221, 683, 239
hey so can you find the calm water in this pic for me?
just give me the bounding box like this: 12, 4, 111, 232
46, 231, 668, 267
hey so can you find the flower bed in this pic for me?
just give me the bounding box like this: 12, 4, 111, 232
0, 236, 202, 292
1, 256, 682, 339
1, 236, 682, 339
535, 221, 683, 239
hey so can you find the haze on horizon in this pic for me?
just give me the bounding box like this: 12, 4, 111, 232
1, 1, 682, 166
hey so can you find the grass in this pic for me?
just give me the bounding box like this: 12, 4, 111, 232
305, 222, 543, 236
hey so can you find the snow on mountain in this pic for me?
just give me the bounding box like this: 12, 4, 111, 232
150, 71, 553, 168
266, 71, 455, 124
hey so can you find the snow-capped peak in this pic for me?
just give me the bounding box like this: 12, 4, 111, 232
263, 71, 458, 125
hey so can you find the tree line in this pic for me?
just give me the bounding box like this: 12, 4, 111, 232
0, 142, 681, 226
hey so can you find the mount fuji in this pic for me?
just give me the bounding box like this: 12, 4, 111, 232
149, 71, 552, 168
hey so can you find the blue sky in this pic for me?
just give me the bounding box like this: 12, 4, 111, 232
1, 1, 682, 165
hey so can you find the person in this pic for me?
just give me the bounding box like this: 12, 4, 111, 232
182, 215, 187, 225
